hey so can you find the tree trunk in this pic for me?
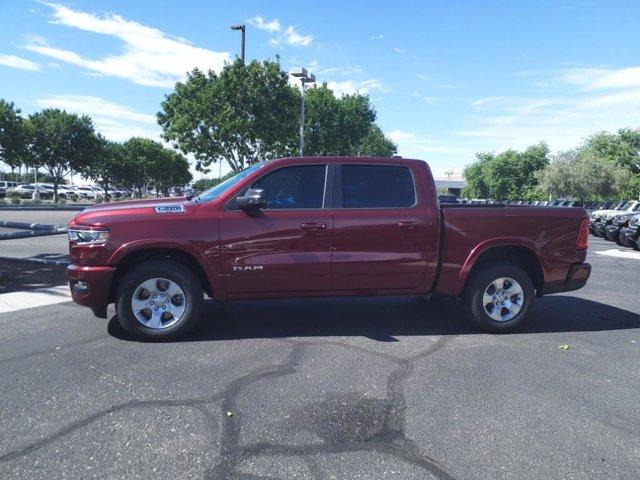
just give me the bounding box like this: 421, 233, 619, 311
104, 185, 110, 203
53, 180, 59, 204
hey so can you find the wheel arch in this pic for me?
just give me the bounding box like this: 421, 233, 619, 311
107, 243, 218, 303
457, 241, 545, 297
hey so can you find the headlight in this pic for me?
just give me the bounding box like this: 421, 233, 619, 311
68, 228, 110, 245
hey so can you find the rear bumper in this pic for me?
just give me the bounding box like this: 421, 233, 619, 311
563, 262, 591, 293
66, 264, 115, 314
543, 262, 591, 295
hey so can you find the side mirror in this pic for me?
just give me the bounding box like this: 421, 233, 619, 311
236, 188, 267, 211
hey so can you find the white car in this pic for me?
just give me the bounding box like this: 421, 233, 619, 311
74, 186, 98, 200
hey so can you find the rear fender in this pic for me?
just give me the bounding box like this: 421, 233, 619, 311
454, 237, 544, 295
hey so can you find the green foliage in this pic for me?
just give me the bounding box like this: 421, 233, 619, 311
26, 109, 97, 202
81, 137, 127, 200
536, 150, 630, 201
357, 124, 397, 157
303, 84, 376, 156
462, 143, 549, 200
192, 172, 235, 192
158, 59, 298, 173
584, 129, 640, 174
153, 150, 192, 196
120, 137, 191, 197
0, 99, 27, 172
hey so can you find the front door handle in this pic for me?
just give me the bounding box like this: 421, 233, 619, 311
397, 221, 424, 229
300, 222, 327, 230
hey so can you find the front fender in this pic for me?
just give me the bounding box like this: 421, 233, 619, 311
108, 238, 222, 298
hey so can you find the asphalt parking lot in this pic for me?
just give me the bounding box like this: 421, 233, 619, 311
0, 217, 639, 479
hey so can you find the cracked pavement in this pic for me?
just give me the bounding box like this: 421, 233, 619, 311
1, 241, 639, 479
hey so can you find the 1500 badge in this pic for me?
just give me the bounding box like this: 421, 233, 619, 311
155, 205, 185, 214
233, 266, 264, 271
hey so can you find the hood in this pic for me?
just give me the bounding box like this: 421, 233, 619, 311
71, 197, 196, 227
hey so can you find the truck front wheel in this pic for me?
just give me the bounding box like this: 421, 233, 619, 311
463, 262, 534, 333
115, 260, 203, 341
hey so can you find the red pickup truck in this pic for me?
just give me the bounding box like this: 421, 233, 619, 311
67, 157, 590, 340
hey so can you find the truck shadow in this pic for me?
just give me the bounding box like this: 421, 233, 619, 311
108, 294, 640, 342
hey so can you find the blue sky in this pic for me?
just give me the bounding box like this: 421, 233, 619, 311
2, 1, 640, 179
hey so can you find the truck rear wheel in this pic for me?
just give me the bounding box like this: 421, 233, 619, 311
463, 262, 534, 333
115, 259, 203, 341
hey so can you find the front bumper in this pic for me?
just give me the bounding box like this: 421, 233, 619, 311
621, 225, 639, 241
67, 264, 115, 317
594, 223, 608, 237
604, 225, 621, 241
563, 262, 591, 293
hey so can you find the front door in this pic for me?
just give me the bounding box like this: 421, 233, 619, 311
220, 163, 333, 295
331, 163, 436, 292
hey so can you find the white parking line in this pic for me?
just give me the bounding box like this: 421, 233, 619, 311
595, 249, 640, 260
0, 285, 71, 314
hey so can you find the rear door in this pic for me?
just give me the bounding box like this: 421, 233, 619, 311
331, 162, 436, 292
220, 163, 333, 295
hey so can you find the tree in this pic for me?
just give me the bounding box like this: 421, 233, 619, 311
357, 124, 397, 157
158, 59, 298, 173
81, 137, 127, 201
303, 84, 376, 156
192, 172, 235, 193
121, 138, 164, 197
461, 143, 549, 200
150, 150, 192, 196
0, 99, 27, 177
583, 129, 640, 199
26, 109, 97, 202
536, 150, 629, 201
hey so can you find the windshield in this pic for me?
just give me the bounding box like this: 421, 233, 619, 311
193, 162, 266, 203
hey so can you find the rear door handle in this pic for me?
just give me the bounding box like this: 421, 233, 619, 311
300, 222, 327, 230
397, 221, 424, 229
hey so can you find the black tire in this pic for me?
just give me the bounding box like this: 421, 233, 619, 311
116, 259, 203, 341
462, 262, 534, 333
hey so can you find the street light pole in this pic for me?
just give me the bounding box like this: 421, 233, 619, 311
445, 170, 454, 193
230, 24, 245, 63
291, 68, 316, 156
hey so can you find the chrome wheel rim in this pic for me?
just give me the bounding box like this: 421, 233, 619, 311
131, 278, 186, 330
482, 277, 524, 322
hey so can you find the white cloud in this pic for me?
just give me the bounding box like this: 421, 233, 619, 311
393, 47, 405, 53
25, 3, 230, 87
37, 94, 160, 141
247, 15, 281, 33
325, 79, 390, 96
248, 14, 312, 47
416, 74, 431, 81
0, 53, 40, 71
412, 92, 440, 105
456, 65, 640, 152
370, 34, 384, 40
388, 130, 471, 156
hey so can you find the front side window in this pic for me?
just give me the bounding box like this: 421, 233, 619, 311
250, 164, 326, 209
341, 165, 415, 208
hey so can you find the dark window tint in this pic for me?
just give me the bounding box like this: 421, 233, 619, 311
341, 165, 415, 208
251, 165, 326, 209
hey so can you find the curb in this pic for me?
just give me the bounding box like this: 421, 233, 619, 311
0, 221, 67, 230
0, 205, 89, 211
0, 256, 70, 267
0, 228, 67, 241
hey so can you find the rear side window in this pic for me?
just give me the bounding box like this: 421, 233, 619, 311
250, 164, 326, 209
341, 165, 415, 208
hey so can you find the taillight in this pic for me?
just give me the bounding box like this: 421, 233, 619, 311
576, 218, 588, 250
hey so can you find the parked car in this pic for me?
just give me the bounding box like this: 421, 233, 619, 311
0, 181, 19, 198
40, 183, 78, 200
437, 194, 458, 204
604, 204, 640, 244
620, 213, 640, 250
7, 184, 53, 200
73, 186, 98, 200
67, 156, 590, 341
589, 201, 629, 236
